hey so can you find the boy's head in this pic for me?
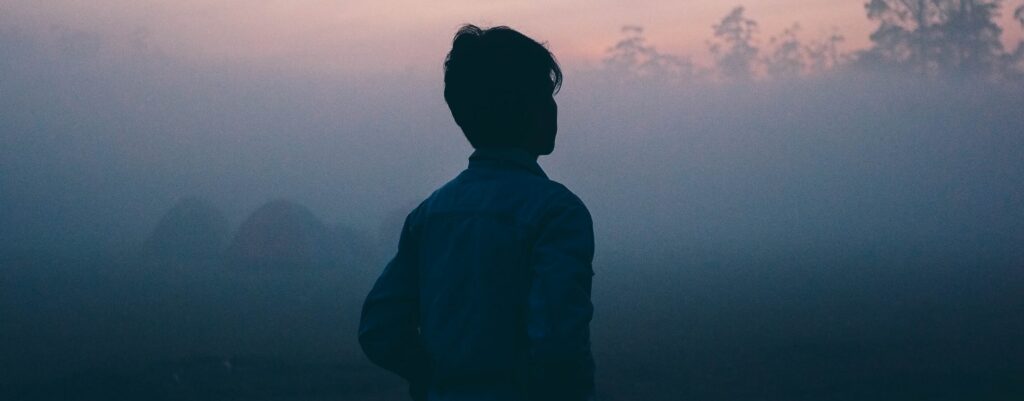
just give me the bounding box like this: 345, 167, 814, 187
443, 25, 562, 155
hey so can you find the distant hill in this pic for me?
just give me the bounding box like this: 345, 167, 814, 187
144, 197, 229, 262
226, 200, 339, 270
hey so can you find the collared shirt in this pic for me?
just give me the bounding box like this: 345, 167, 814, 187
360, 148, 595, 401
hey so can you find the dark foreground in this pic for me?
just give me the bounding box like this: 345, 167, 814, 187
2, 249, 1021, 400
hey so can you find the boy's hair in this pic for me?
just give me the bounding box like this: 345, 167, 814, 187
443, 25, 562, 149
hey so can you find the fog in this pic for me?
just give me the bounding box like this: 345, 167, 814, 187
2, 4, 1024, 400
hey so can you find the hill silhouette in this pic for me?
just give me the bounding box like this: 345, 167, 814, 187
226, 200, 338, 269
143, 197, 229, 262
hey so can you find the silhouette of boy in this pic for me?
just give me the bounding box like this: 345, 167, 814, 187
359, 25, 595, 401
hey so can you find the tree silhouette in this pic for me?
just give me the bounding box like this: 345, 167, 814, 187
709, 6, 760, 81
604, 25, 697, 82
861, 0, 1009, 78
1011, 5, 1024, 75
598, 2, 1022, 83
805, 30, 847, 74
764, 24, 806, 79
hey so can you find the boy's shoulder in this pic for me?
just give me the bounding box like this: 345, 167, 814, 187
410, 170, 587, 221
539, 179, 588, 211
457, 167, 585, 205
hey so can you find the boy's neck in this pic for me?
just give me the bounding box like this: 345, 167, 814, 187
473, 147, 540, 161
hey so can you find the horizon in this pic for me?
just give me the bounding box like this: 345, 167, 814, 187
5, 0, 1022, 77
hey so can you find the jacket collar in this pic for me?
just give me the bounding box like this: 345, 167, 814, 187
468, 148, 547, 178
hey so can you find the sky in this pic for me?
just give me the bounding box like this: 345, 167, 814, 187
0, 0, 929, 75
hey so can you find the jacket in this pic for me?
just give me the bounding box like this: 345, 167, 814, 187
359, 148, 595, 401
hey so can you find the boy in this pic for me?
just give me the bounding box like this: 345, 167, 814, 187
359, 25, 595, 401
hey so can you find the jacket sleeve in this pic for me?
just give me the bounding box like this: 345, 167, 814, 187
526, 193, 596, 401
358, 210, 430, 400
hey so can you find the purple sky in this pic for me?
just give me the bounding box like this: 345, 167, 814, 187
4, 0, 1022, 75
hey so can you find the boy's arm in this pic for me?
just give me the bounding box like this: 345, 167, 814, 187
526, 193, 596, 401
358, 211, 430, 400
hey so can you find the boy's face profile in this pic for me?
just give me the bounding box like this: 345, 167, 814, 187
513, 74, 559, 155
527, 94, 558, 156
520, 92, 561, 156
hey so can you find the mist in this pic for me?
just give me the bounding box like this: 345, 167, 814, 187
2, 3, 1023, 400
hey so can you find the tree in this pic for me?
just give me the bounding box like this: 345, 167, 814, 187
861, 0, 1008, 78
1010, 5, 1024, 75
764, 24, 806, 79
805, 30, 847, 74
604, 25, 697, 82
709, 6, 760, 81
